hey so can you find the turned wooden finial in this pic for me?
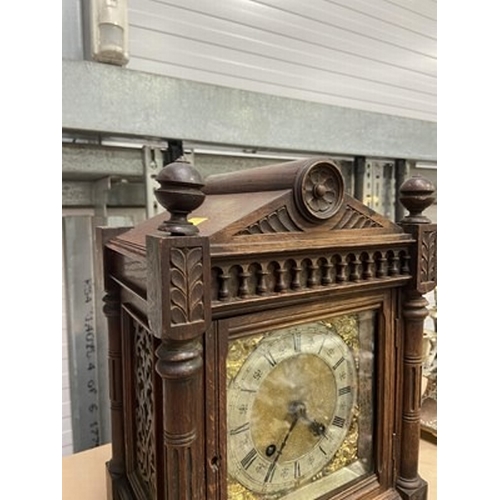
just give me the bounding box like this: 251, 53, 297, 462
154, 157, 206, 235
399, 175, 435, 224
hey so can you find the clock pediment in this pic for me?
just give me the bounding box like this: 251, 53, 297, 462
109, 157, 409, 258
186, 193, 405, 252
191, 157, 408, 251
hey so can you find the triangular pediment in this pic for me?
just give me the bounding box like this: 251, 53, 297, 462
191, 190, 402, 245
110, 157, 409, 257
234, 196, 388, 235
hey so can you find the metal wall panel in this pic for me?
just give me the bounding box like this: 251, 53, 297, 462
62, 0, 85, 60
126, 0, 436, 121
63, 216, 103, 453
62, 209, 147, 455
62, 61, 437, 161
62, 252, 74, 456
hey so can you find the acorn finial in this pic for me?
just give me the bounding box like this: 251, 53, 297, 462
154, 157, 205, 235
399, 175, 435, 224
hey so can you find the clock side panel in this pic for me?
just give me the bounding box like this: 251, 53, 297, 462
120, 305, 165, 500
102, 241, 164, 499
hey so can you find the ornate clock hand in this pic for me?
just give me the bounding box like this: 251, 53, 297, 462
276, 414, 299, 459
264, 402, 305, 483
290, 401, 326, 437
308, 419, 326, 437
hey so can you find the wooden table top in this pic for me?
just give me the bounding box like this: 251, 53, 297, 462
62, 440, 437, 500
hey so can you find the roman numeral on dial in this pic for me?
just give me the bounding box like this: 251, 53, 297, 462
338, 386, 351, 396
265, 462, 277, 483
241, 448, 258, 470
230, 422, 250, 435
333, 356, 345, 370
332, 416, 346, 428
264, 351, 277, 367
293, 333, 302, 352
294, 461, 301, 479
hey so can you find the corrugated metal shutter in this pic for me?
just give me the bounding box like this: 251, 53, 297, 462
127, 0, 436, 121
62, 246, 74, 456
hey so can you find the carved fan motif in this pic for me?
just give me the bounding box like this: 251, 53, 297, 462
334, 205, 383, 229
236, 207, 302, 235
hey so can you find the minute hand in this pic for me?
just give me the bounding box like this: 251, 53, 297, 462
265, 415, 299, 483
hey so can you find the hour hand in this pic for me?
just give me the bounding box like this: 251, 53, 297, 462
308, 420, 326, 437
288, 401, 325, 437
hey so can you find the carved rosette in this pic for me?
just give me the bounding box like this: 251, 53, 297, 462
294, 161, 345, 223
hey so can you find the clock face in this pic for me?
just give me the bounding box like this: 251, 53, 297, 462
226, 312, 375, 499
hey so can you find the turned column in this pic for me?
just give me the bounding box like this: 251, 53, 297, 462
97, 225, 131, 498
147, 158, 211, 500
396, 176, 437, 500
103, 290, 126, 481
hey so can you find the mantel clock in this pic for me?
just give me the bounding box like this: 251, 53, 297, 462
99, 157, 437, 500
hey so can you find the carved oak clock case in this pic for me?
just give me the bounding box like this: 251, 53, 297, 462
98, 157, 437, 500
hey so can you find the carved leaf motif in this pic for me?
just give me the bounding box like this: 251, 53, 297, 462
186, 250, 204, 322
171, 282, 187, 306
171, 307, 187, 325
171, 288, 188, 324
170, 247, 205, 325
421, 230, 437, 282
187, 247, 202, 272
171, 268, 186, 291
190, 280, 204, 306
188, 261, 203, 291
190, 281, 205, 321
171, 246, 186, 270
171, 264, 188, 324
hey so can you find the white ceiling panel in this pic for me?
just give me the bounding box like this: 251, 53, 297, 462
127, 0, 437, 122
